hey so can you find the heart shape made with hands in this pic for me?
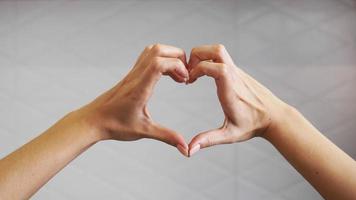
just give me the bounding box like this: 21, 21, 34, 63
144, 44, 270, 158
175, 46, 231, 157
100, 44, 271, 159
151, 75, 222, 156
140, 45, 245, 157
132, 44, 241, 158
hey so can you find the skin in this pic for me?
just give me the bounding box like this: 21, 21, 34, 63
187, 44, 356, 200
0, 44, 355, 200
0, 44, 190, 199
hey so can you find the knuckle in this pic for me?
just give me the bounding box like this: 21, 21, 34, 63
145, 44, 153, 50
150, 57, 161, 70
205, 135, 214, 147
199, 64, 207, 74
191, 47, 198, 55
215, 44, 226, 56
205, 136, 212, 147
180, 49, 186, 59
144, 45, 152, 52
175, 58, 184, 65
218, 63, 229, 76
222, 129, 236, 144
151, 43, 162, 54
215, 43, 226, 51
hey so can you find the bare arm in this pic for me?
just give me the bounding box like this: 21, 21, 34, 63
265, 107, 356, 200
187, 44, 356, 200
0, 44, 189, 200
0, 112, 101, 199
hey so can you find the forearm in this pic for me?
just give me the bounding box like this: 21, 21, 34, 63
264, 106, 356, 200
0, 44, 190, 199
0, 111, 101, 199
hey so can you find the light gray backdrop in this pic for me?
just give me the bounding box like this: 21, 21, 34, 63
0, 0, 355, 199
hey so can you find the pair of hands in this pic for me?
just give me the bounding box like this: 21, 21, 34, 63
80, 44, 287, 157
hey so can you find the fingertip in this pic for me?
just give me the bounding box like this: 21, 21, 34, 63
169, 70, 188, 84
188, 128, 224, 150
188, 144, 200, 157
177, 144, 188, 157
187, 78, 196, 84
177, 76, 187, 83
188, 135, 201, 150
174, 67, 188, 79
179, 61, 189, 75
187, 70, 197, 84
174, 133, 189, 152
176, 134, 188, 157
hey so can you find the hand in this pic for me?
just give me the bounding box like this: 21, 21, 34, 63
187, 44, 289, 156
79, 44, 190, 156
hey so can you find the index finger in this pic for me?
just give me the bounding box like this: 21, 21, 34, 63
188, 44, 234, 70
148, 44, 188, 66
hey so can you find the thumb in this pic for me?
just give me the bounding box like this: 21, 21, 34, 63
146, 123, 188, 157
188, 128, 228, 157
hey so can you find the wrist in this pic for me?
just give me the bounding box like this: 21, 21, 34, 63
262, 103, 300, 142
66, 108, 108, 143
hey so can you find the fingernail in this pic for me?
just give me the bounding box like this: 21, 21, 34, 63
189, 144, 200, 157
175, 68, 188, 78
177, 144, 188, 157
